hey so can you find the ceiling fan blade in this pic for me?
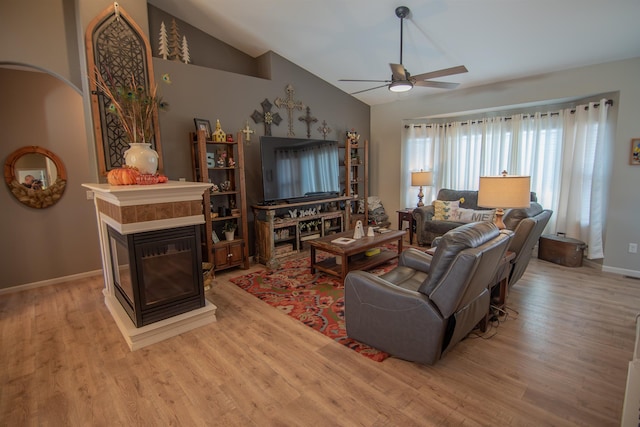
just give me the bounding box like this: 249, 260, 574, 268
412, 65, 468, 81
350, 84, 390, 95
414, 80, 461, 90
415, 80, 460, 89
339, 79, 391, 83
389, 63, 406, 80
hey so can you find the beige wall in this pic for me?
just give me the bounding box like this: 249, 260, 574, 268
371, 57, 640, 277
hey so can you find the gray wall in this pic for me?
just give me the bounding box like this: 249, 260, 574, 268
371, 57, 640, 278
0, 0, 369, 289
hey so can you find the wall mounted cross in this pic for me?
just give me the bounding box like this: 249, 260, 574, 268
251, 98, 282, 136
275, 84, 304, 137
317, 120, 332, 140
241, 120, 254, 144
298, 106, 317, 138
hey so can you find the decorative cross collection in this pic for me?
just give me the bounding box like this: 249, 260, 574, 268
298, 106, 317, 138
251, 98, 282, 136
275, 84, 304, 137
246, 84, 341, 140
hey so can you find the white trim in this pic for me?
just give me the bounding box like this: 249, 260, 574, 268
101, 213, 204, 235
0, 269, 103, 295
103, 291, 217, 350
602, 265, 640, 279
82, 181, 212, 206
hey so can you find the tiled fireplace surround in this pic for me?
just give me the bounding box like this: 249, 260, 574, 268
83, 181, 217, 350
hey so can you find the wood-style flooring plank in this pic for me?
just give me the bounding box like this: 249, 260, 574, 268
1, 257, 638, 426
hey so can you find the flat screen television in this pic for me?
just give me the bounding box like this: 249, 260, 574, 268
260, 136, 340, 203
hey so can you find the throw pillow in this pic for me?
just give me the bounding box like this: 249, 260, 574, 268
433, 200, 460, 221
456, 208, 496, 223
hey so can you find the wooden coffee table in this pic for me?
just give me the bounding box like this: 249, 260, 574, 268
309, 229, 406, 281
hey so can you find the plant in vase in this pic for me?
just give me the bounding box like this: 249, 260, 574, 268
93, 68, 169, 175
223, 221, 237, 241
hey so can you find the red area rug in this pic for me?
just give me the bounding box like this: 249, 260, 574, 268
230, 255, 398, 362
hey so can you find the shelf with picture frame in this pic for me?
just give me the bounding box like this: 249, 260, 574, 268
342, 137, 369, 228
190, 129, 249, 273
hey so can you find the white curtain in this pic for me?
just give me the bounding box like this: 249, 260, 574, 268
401, 124, 435, 208
555, 101, 610, 259
402, 99, 611, 258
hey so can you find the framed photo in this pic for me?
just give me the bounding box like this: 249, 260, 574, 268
631, 138, 640, 165
194, 118, 212, 139
212, 230, 220, 244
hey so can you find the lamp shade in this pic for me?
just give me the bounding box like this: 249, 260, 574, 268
411, 171, 433, 186
478, 175, 531, 208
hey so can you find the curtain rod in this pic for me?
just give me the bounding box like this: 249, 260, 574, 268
405, 99, 613, 128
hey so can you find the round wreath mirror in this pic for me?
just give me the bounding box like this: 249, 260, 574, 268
4, 146, 67, 209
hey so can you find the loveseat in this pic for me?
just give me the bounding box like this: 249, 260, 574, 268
413, 188, 538, 246
344, 222, 512, 365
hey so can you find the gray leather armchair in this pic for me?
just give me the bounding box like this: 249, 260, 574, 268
344, 222, 512, 365
502, 204, 552, 287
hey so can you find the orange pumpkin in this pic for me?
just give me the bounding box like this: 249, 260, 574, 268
107, 167, 140, 185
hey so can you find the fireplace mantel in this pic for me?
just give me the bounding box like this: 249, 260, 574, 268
83, 180, 217, 350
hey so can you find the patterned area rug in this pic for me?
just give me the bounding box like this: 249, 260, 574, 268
230, 254, 398, 362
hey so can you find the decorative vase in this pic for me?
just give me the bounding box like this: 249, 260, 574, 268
124, 142, 159, 174
224, 231, 235, 241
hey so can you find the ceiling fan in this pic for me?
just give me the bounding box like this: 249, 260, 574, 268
339, 6, 468, 95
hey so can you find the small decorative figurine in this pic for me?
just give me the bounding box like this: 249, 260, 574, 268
347, 129, 360, 143
353, 220, 365, 239
226, 134, 234, 143
227, 156, 235, 167
216, 150, 227, 167
212, 119, 226, 142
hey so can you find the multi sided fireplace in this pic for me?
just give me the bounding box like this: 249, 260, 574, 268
83, 180, 216, 350
107, 225, 204, 327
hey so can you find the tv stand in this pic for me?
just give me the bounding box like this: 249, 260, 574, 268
252, 196, 353, 270
282, 192, 339, 204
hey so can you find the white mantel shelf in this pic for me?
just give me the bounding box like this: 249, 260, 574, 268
83, 180, 213, 205
83, 180, 217, 351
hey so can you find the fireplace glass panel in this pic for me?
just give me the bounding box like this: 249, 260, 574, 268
110, 235, 134, 305
140, 240, 196, 306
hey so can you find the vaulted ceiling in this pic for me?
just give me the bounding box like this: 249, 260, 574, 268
149, 0, 640, 106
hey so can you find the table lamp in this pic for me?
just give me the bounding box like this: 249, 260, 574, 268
478, 171, 531, 229
411, 170, 433, 207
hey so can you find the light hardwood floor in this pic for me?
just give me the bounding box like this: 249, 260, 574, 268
1, 256, 639, 426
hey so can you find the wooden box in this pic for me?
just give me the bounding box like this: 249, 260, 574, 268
538, 234, 587, 267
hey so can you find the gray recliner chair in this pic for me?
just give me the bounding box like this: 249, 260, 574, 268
344, 222, 512, 365
502, 204, 553, 287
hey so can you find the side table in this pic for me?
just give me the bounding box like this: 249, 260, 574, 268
491, 250, 516, 311
397, 209, 415, 245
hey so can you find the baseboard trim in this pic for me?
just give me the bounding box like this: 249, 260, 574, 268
0, 269, 103, 295
602, 265, 640, 279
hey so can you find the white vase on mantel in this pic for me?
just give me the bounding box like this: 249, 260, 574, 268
124, 142, 159, 174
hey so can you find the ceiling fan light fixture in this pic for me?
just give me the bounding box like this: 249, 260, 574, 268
389, 80, 413, 92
